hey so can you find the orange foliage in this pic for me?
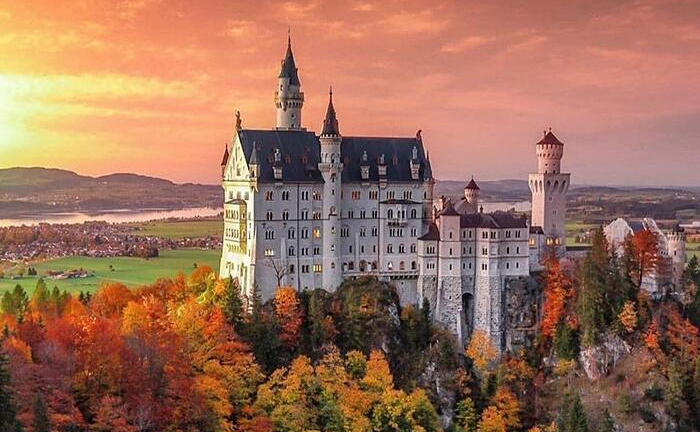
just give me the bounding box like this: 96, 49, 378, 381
630, 229, 660, 287
665, 306, 700, 360
91, 283, 135, 317
540, 259, 571, 339
478, 406, 507, 432
618, 301, 637, 333
273, 287, 303, 349
493, 386, 520, 429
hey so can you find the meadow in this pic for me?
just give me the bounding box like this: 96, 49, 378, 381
0, 249, 221, 296
132, 219, 222, 239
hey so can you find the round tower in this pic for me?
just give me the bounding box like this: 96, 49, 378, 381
464, 177, 480, 209
528, 129, 570, 257
275, 34, 304, 130
536, 128, 564, 174
318, 88, 343, 291
668, 226, 686, 290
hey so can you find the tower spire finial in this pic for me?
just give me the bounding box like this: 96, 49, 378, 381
288, 27, 291, 46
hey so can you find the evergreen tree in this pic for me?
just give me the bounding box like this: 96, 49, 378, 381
692, 358, 700, 428
558, 393, 589, 432
419, 298, 433, 347
599, 408, 615, 432
0, 351, 22, 432
220, 277, 244, 332
241, 283, 282, 373
32, 279, 49, 310
577, 228, 611, 347
32, 394, 50, 432
664, 360, 687, 421
553, 322, 578, 360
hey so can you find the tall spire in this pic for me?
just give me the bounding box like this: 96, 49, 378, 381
321, 86, 340, 136
279, 31, 300, 86
425, 150, 433, 180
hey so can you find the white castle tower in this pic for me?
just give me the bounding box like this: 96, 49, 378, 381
528, 129, 570, 256
275, 35, 305, 130
668, 225, 687, 291
318, 88, 343, 290
464, 177, 480, 208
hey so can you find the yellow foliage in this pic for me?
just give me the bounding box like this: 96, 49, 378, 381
618, 301, 637, 333
493, 387, 520, 429
478, 406, 507, 432
465, 330, 498, 376
362, 350, 393, 392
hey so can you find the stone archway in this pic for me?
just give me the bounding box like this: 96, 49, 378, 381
462, 293, 474, 338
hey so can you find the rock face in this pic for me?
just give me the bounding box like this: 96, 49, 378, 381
504, 276, 540, 354
579, 333, 631, 380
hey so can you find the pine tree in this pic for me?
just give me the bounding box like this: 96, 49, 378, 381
32, 394, 50, 432
577, 229, 611, 347
599, 408, 615, 432
0, 351, 22, 432
664, 360, 687, 421
221, 277, 244, 331
558, 394, 588, 432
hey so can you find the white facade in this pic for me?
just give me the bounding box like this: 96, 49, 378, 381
528, 130, 570, 257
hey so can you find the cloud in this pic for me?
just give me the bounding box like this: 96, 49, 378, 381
441, 36, 494, 53
115, 0, 163, 20
223, 19, 260, 38
378, 9, 450, 35
353, 3, 375, 12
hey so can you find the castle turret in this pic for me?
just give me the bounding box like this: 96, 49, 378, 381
220, 143, 229, 178
318, 88, 343, 290
528, 129, 570, 256
418, 131, 435, 227
464, 177, 479, 208
668, 225, 686, 291
275, 34, 305, 130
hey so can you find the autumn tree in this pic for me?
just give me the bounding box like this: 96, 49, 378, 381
665, 360, 688, 421
493, 386, 520, 430
577, 228, 613, 347
454, 397, 478, 432
477, 406, 506, 432
617, 301, 637, 333
629, 229, 660, 290
273, 287, 303, 351
91, 396, 136, 432
540, 259, 571, 340
466, 331, 498, 385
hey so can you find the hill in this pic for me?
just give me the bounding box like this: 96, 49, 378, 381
0, 167, 221, 216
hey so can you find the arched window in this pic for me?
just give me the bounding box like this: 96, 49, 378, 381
387, 209, 394, 219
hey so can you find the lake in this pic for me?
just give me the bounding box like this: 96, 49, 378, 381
480, 201, 531, 212
0, 207, 223, 227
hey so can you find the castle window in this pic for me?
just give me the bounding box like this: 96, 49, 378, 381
288, 228, 296, 239
360, 227, 366, 237
265, 191, 274, 201
410, 243, 416, 253
516, 262, 520, 269
313, 191, 322, 200
387, 244, 394, 254
301, 265, 309, 274
387, 261, 393, 270
482, 263, 488, 271
516, 247, 520, 254
266, 211, 273, 221
403, 191, 412, 200
482, 247, 488, 256
399, 244, 405, 253
506, 247, 510, 254
313, 247, 320, 255
482, 231, 488, 239
265, 229, 274, 240
282, 211, 289, 221
400, 261, 405, 270
301, 228, 309, 239
313, 264, 322, 273
515, 230, 521, 238
506, 262, 510, 269
313, 211, 321, 220
449, 247, 453, 255
288, 246, 295, 256
387, 191, 395, 199
289, 264, 295, 274
264, 248, 274, 257
301, 190, 309, 200
369, 191, 379, 200
387, 209, 394, 219
352, 191, 361, 200
313, 228, 321, 239
348, 211, 354, 219
349, 245, 353, 253
360, 210, 366, 218
282, 191, 290, 200
371, 227, 378, 236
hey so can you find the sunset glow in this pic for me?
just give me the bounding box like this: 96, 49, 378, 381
1, 0, 699, 185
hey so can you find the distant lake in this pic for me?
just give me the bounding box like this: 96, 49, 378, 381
0, 207, 223, 227
480, 201, 531, 212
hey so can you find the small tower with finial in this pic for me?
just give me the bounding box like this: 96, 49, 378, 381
464, 176, 480, 210
274, 30, 305, 130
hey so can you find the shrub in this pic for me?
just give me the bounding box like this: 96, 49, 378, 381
617, 394, 632, 414
643, 383, 663, 401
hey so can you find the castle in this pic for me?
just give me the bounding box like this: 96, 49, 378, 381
219, 37, 570, 349
605, 217, 686, 297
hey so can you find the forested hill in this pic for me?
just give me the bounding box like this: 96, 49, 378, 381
0, 167, 221, 215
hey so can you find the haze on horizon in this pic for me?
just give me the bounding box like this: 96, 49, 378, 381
0, 0, 699, 187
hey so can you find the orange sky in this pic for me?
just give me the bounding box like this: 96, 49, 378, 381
1, 0, 699, 186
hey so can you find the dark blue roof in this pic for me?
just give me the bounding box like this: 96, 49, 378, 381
340, 136, 429, 183
237, 130, 430, 184
279, 38, 301, 86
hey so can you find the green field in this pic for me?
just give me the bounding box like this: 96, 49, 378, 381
566, 221, 599, 246
133, 219, 223, 239
0, 249, 221, 296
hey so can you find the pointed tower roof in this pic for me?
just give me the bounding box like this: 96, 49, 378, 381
220, 144, 229, 166
424, 150, 433, 179
537, 129, 564, 145
440, 200, 460, 217
278, 33, 301, 86
321, 87, 340, 136
465, 177, 479, 190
